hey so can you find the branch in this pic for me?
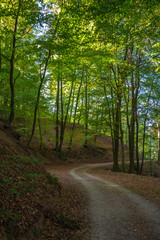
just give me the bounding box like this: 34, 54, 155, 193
14, 70, 20, 85
1, 53, 10, 62
16, 25, 35, 41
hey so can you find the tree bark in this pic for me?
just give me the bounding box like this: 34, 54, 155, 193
136, 117, 140, 174
8, 3, 20, 124
68, 76, 83, 149
58, 79, 74, 152
69, 85, 75, 123
140, 88, 152, 174
0, 38, 1, 71
55, 62, 60, 151
58, 69, 64, 152
38, 109, 43, 150
78, 93, 84, 125
135, 51, 140, 174
158, 122, 160, 165
129, 72, 135, 173
84, 72, 88, 148
120, 114, 125, 172
113, 96, 120, 172
26, 50, 51, 148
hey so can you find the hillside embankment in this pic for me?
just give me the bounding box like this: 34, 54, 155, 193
0, 118, 89, 240
0, 117, 160, 240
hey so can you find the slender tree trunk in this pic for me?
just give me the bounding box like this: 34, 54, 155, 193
158, 133, 160, 165
94, 97, 99, 144
149, 134, 153, 173
68, 77, 83, 149
135, 92, 140, 175
69, 85, 75, 123
103, 83, 114, 152
135, 51, 140, 174
55, 62, 60, 151
129, 110, 135, 173
158, 122, 160, 165
129, 72, 135, 173
104, 80, 116, 169
58, 74, 64, 152
8, 5, 20, 124
140, 119, 147, 174
140, 89, 152, 174
120, 115, 125, 172
113, 96, 120, 171
111, 66, 121, 172
136, 117, 140, 174
84, 73, 88, 148
58, 79, 74, 152
38, 109, 43, 150
0, 16, 1, 71
125, 81, 130, 141
0, 38, 1, 71
78, 92, 84, 125
26, 50, 51, 147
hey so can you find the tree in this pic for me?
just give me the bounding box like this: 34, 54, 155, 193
0, 0, 159, 173
0, 0, 42, 124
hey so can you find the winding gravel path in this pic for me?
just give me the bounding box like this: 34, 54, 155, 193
70, 163, 160, 240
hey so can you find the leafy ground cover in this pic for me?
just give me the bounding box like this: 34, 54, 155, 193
0, 155, 89, 240
0, 117, 92, 239
88, 164, 160, 207
1, 117, 160, 240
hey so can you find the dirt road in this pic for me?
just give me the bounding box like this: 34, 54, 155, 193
70, 163, 160, 240
47, 163, 160, 240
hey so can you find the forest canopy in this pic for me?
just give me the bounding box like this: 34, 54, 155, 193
0, 0, 160, 173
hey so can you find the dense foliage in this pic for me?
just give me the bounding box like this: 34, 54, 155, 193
0, 0, 160, 172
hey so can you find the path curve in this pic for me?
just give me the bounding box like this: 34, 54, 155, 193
70, 163, 160, 240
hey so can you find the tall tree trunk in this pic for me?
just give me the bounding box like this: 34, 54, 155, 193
94, 97, 99, 144
69, 85, 75, 123
158, 122, 160, 165
149, 134, 153, 173
135, 50, 140, 174
58, 79, 74, 152
0, 38, 1, 71
129, 72, 135, 173
120, 114, 125, 172
58, 74, 64, 152
78, 92, 84, 125
38, 109, 43, 150
68, 77, 83, 149
55, 62, 60, 151
104, 81, 116, 170
26, 50, 51, 147
140, 118, 147, 174
136, 117, 140, 174
84, 72, 88, 148
103, 83, 114, 152
111, 66, 121, 172
0, 15, 1, 72
140, 89, 152, 174
8, 3, 20, 124
113, 96, 120, 171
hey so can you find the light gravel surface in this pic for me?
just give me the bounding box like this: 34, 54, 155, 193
70, 163, 160, 240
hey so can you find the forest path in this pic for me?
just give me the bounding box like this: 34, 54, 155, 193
70, 163, 160, 240
46, 163, 160, 240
